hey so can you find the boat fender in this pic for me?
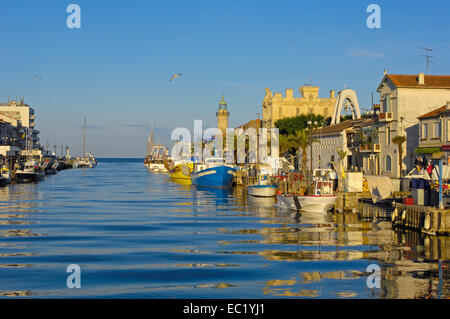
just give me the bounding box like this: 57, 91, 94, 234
401, 210, 407, 223
392, 208, 398, 223
424, 214, 431, 231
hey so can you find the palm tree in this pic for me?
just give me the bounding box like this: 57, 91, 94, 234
278, 134, 296, 158
392, 135, 406, 178
356, 127, 378, 148
356, 129, 367, 147
291, 129, 319, 174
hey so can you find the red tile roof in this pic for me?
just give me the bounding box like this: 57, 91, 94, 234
418, 105, 449, 119
380, 74, 450, 89
310, 118, 372, 136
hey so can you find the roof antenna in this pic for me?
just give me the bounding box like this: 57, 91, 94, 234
420, 47, 433, 74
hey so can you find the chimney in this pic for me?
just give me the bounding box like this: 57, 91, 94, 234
330, 89, 335, 99
418, 73, 425, 85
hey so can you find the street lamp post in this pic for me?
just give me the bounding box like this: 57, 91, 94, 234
307, 120, 318, 177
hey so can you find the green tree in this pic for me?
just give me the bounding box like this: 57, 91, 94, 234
274, 114, 325, 135
392, 135, 406, 178
278, 134, 296, 158
290, 129, 319, 173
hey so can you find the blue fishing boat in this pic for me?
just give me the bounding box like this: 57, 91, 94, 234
191, 158, 235, 188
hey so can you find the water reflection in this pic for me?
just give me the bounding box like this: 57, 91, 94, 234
238, 194, 449, 298
0, 183, 43, 213
0, 161, 447, 299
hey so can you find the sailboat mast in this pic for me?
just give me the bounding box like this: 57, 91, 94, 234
147, 124, 154, 156
83, 117, 87, 156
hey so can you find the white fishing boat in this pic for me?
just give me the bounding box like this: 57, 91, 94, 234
248, 173, 277, 197
276, 180, 337, 213
145, 145, 170, 173
77, 152, 97, 168
15, 161, 45, 183
0, 167, 11, 187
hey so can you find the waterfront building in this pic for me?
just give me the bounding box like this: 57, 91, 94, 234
0, 98, 40, 149
262, 86, 336, 129
309, 118, 372, 172
0, 119, 21, 164
216, 95, 229, 137
375, 73, 450, 178
234, 119, 263, 163
415, 102, 450, 161
234, 119, 262, 138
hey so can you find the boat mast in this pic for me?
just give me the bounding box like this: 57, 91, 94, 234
147, 123, 154, 156
83, 117, 87, 156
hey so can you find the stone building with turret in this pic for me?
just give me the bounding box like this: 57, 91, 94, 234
262, 85, 336, 128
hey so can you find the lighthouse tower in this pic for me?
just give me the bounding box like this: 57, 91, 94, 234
216, 95, 229, 137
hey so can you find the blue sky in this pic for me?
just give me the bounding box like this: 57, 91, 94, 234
1, 0, 449, 157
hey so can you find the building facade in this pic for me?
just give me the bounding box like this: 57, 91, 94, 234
262, 86, 336, 129
308, 118, 371, 172
415, 102, 450, 160
0, 98, 40, 149
376, 73, 450, 178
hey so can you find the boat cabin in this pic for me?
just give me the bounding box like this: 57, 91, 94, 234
313, 181, 334, 196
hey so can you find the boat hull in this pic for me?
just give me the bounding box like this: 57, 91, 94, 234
276, 194, 337, 213
169, 163, 193, 181
147, 163, 168, 173
45, 168, 57, 175
192, 165, 234, 188
248, 185, 277, 197
15, 172, 45, 183
0, 178, 11, 187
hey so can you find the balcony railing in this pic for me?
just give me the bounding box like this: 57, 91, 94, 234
359, 143, 381, 153
378, 112, 393, 122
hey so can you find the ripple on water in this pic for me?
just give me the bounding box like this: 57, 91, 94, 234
0, 160, 447, 298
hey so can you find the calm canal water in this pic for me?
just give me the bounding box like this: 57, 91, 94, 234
0, 158, 448, 298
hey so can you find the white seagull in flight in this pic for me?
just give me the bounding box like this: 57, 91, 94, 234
169, 73, 183, 81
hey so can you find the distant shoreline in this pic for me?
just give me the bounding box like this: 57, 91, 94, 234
97, 158, 143, 162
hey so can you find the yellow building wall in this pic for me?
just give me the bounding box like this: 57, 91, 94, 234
262, 86, 336, 128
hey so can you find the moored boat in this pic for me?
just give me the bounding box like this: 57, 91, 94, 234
191, 158, 235, 188
165, 154, 194, 182
276, 180, 337, 213
42, 160, 58, 175
0, 167, 11, 187
15, 161, 45, 183
169, 163, 194, 181
146, 145, 170, 173
248, 173, 277, 197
